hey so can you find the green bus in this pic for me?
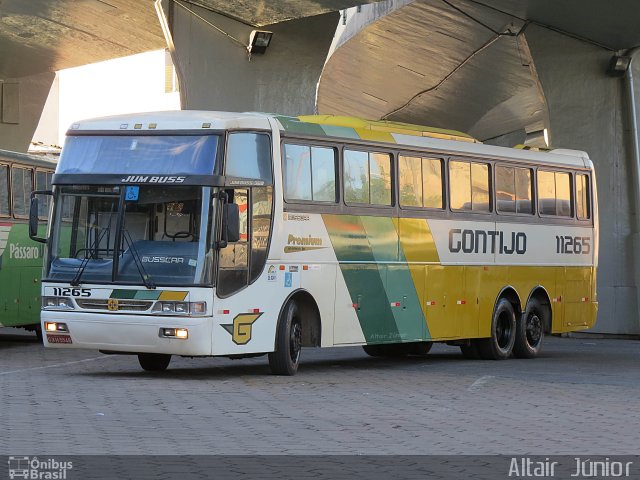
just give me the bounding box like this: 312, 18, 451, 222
0, 149, 56, 337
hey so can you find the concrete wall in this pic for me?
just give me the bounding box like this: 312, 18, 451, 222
0, 71, 55, 153
167, 1, 338, 115
526, 24, 639, 334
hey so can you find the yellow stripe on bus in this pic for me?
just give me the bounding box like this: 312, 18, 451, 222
158, 291, 188, 301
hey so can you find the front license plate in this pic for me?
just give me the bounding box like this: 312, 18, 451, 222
47, 334, 72, 344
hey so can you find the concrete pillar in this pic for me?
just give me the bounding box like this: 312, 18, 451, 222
0, 71, 55, 153
166, 1, 338, 115
525, 24, 639, 334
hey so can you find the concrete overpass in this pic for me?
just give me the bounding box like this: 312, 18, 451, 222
1, 0, 640, 334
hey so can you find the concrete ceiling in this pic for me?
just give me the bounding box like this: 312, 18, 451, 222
476, 0, 640, 50
316, 0, 640, 142
184, 0, 385, 27
0, 0, 382, 80
0, 0, 165, 79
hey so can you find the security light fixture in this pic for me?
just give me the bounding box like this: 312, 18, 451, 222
607, 55, 632, 77
248, 30, 273, 55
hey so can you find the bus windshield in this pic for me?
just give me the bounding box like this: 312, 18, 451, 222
58, 135, 219, 175
46, 185, 215, 287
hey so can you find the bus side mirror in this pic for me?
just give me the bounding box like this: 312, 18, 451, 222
29, 190, 52, 244
224, 203, 240, 244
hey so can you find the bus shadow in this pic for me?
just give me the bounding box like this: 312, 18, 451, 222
76, 349, 473, 380
0, 331, 41, 349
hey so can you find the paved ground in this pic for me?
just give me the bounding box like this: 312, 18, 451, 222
1, 327, 639, 455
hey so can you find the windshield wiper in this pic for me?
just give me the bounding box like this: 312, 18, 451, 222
70, 225, 112, 286
121, 229, 155, 289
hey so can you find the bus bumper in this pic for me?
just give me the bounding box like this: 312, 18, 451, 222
41, 312, 213, 356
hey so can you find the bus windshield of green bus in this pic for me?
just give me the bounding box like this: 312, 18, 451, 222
46, 185, 214, 287
57, 135, 219, 175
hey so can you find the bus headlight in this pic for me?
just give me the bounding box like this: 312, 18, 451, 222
159, 327, 189, 339
152, 301, 206, 316
42, 297, 75, 310
45, 322, 69, 333
161, 303, 175, 313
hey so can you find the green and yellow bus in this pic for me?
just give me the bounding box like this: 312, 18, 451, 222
1, 149, 56, 336
33, 112, 597, 373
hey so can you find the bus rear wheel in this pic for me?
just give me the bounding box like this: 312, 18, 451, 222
138, 353, 171, 371
514, 298, 545, 358
477, 298, 516, 360
269, 301, 302, 375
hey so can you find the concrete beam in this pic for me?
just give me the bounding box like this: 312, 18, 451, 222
0, 71, 55, 153
168, 1, 338, 115
526, 24, 639, 334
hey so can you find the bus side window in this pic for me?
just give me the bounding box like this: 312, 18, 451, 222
537, 170, 556, 215
399, 156, 443, 209
399, 155, 422, 207
11, 166, 33, 218
576, 174, 590, 220
36, 170, 53, 219
555, 172, 572, 217
0, 164, 9, 216
423, 158, 443, 209
538, 170, 572, 217
250, 186, 273, 283
496, 165, 533, 215
450, 160, 490, 212
226, 133, 272, 183
344, 149, 391, 205
283, 143, 337, 203
217, 188, 249, 297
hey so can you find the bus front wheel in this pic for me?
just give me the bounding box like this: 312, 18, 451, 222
269, 301, 302, 375
138, 353, 171, 371
477, 298, 516, 360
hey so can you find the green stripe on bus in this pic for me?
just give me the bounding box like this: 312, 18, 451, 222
361, 217, 427, 342
110, 289, 137, 299
320, 125, 360, 139
323, 214, 400, 344
110, 290, 161, 300
134, 290, 162, 300
276, 116, 327, 136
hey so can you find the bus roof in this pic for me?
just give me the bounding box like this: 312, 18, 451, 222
66, 111, 591, 169
275, 115, 591, 169
0, 149, 58, 169
66, 111, 273, 133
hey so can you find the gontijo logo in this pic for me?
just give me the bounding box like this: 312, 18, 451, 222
221, 313, 263, 345
8, 456, 73, 479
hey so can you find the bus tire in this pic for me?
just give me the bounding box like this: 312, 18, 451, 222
477, 298, 516, 360
406, 341, 433, 356
460, 341, 480, 359
138, 353, 171, 371
362, 343, 408, 358
514, 298, 545, 358
362, 345, 386, 357
269, 300, 302, 375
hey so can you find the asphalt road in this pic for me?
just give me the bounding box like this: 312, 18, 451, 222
1, 327, 639, 456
